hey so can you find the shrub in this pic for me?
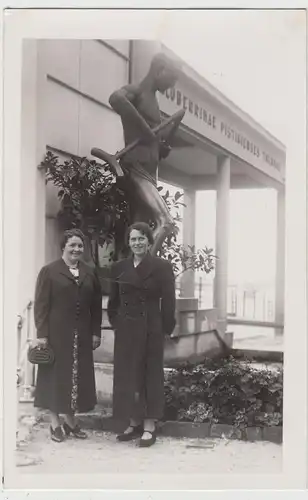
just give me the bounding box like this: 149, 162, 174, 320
42, 151, 216, 276
43, 151, 129, 264
156, 187, 216, 277
164, 356, 283, 429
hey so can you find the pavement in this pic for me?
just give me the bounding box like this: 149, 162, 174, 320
16, 422, 282, 475
231, 324, 283, 352
15, 324, 283, 477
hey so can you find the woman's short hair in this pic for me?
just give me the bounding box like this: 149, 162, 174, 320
60, 228, 85, 251
127, 222, 154, 245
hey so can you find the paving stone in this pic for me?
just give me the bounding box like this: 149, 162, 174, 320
210, 423, 233, 438
160, 421, 211, 439
263, 426, 283, 444
15, 425, 282, 475
246, 426, 264, 442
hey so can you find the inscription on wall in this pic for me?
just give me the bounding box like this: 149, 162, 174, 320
163, 87, 281, 171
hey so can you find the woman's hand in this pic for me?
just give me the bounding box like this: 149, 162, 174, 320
92, 335, 101, 350
36, 338, 48, 348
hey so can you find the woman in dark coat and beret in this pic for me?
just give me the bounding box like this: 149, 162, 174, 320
33, 229, 102, 443
107, 222, 176, 447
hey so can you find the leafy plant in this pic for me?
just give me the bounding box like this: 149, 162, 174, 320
164, 356, 283, 429
157, 187, 216, 277
42, 151, 216, 277
42, 151, 129, 264
160, 242, 216, 279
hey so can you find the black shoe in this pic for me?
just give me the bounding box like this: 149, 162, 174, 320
50, 425, 65, 443
116, 424, 143, 442
63, 421, 87, 439
139, 429, 157, 448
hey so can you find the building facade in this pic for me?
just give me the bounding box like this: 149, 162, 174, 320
19, 39, 286, 337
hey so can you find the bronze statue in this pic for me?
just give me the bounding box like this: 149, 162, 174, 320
91, 52, 185, 255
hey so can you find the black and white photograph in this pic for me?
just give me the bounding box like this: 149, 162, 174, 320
2, 6, 306, 492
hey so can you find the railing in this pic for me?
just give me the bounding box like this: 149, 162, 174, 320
17, 300, 36, 402
176, 277, 276, 323
226, 284, 275, 322
200, 281, 275, 322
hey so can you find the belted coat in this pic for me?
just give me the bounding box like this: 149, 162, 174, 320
107, 253, 176, 421
33, 259, 102, 414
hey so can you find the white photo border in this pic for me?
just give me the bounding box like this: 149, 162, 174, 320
1, 4, 307, 495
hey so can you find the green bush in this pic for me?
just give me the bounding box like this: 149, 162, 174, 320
164, 356, 283, 429
42, 151, 216, 274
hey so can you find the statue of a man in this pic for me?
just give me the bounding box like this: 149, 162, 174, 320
109, 52, 183, 255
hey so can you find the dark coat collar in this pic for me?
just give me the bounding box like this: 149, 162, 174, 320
56, 258, 89, 286
133, 251, 154, 281
117, 252, 154, 288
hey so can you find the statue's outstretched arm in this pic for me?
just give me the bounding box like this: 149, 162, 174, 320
159, 108, 183, 144
109, 85, 156, 143
158, 104, 184, 159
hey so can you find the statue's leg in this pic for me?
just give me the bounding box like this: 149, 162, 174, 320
129, 172, 176, 255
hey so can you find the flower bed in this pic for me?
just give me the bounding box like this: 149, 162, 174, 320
164, 356, 283, 431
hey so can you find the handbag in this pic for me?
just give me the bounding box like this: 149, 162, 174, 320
27, 343, 55, 365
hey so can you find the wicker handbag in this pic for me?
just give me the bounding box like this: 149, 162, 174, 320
27, 343, 55, 365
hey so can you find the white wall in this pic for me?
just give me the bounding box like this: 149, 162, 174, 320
19, 40, 46, 313
19, 40, 130, 311
38, 39, 130, 261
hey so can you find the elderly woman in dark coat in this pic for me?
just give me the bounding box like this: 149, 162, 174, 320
33, 229, 102, 443
107, 222, 176, 447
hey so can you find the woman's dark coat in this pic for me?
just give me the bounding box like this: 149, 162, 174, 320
107, 253, 176, 421
33, 258, 102, 414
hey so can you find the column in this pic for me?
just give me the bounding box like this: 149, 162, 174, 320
181, 188, 196, 297
20, 40, 39, 309
19, 40, 40, 401
35, 41, 48, 274
275, 187, 285, 328
213, 156, 231, 333
20, 40, 47, 291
